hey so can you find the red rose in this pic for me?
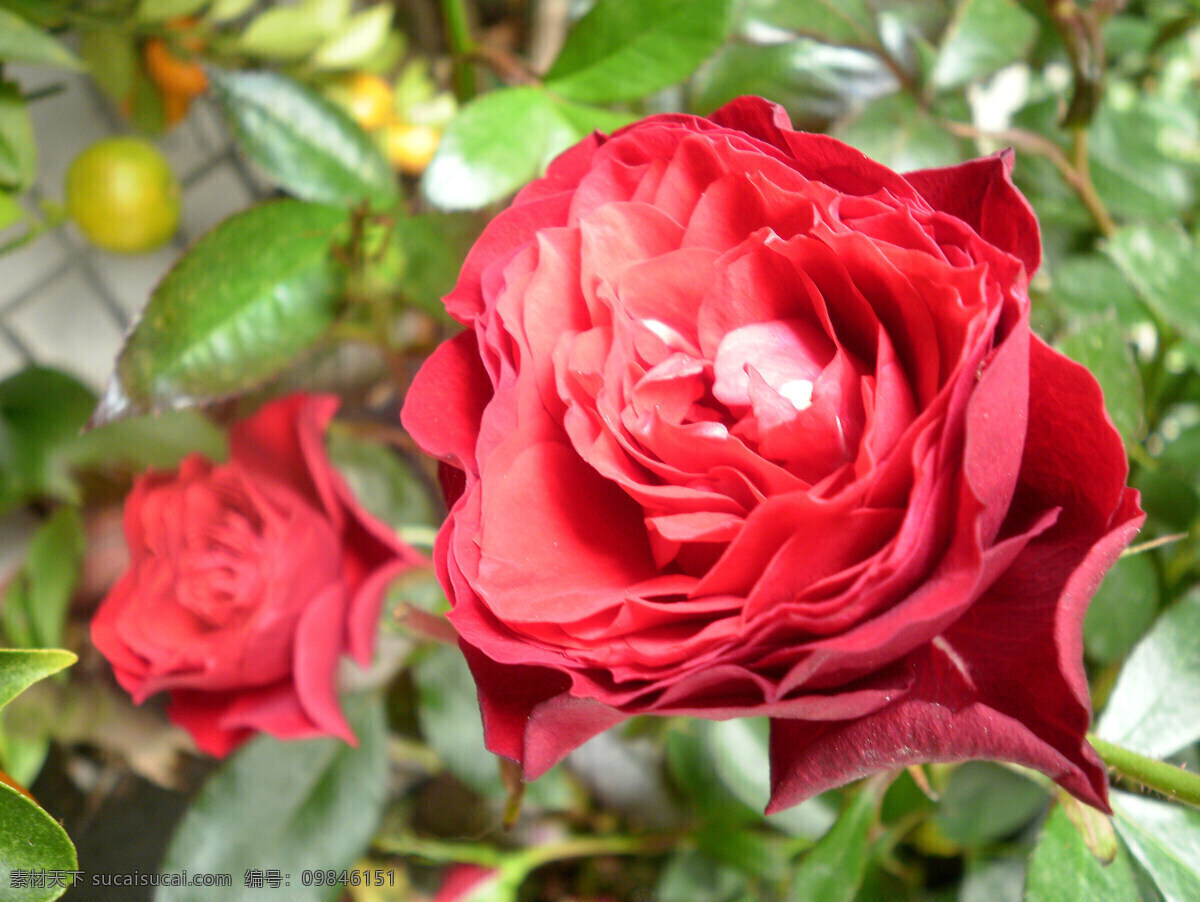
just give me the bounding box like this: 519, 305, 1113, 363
401, 97, 1143, 811
92, 394, 426, 756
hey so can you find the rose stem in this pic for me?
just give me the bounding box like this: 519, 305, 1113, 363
440, 0, 477, 101
1088, 734, 1200, 808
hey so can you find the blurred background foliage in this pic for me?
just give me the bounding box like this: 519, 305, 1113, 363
2, 1, 1200, 900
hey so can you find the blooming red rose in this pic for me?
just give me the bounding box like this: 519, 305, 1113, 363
92, 393, 426, 756
401, 97, 1143, 811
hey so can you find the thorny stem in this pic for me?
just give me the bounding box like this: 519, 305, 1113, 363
940, 120, 1117, 237
1089, 735, 1200, 808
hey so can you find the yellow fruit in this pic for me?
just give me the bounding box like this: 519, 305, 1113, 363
65, 137, 181, 253
381, 122, 440, 175
327, 72, 394, 132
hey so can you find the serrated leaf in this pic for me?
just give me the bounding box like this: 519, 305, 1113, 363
931, 0, 1037, 91
0, 649, 76, 712
210, 68, 396, 207
788, 782, 879, 902
1105, 224, 1200, 350
138, 0, 210, 21
1098, 590, 1200, 759
1024, 805, 1139, 902
311, 4, 393, 70
0, 8, 82, 69
544, 0, 731, 103
1083, 552, 1159, 666
156, 693, 387, 902
422, 88, 627, 211
97, 200, 347, 424
1056, 316, 1146, 447
1112, 791, 1200, 902
0, 81, 36, 192
0, 782, 77, 902
740, 0, 878, 47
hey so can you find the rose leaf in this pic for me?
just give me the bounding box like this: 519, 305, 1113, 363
1025, 804, 1140, 902
930, 0, 1037, 92
1112, 791, 1200, 902
787, 780, 880, 902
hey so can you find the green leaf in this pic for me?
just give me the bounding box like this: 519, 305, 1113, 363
209, 68, 397, 207
391, 212, 481, 319
657, 851, 749, 902
0, 649, 75, 713
0, 188, 22, 232
1, 506, 84, 650
157, 692, 387, 902
207, 0, 257, 23
1105, 224, 1200, 350
0, 782, 77, 902
1045, 254, 1147, 329
56, 409, 228, 473
0, 81, 36, 192
544, 0, 731, 103
1056, 315, 1146, 447
0, 367, 96, 512
326, 424, 437, 531
934, 763, 1048, 846
1083, 552, 1160, 666
137, 0, 210, 21
1024, 805, 1139, 902
80, 29, 138, 104
931, 0, 1037, 91
0, 8, 82, 68
787, 783, 879, 902
832, 93, 966, 172
1098, 590, 1200, 759
311, 3, 393, 70
422, 87, 580, 210
238, 4, 328, 59
1112, 791, 1200, 902
412, 643, 501, 796
97, 200, 347, 423
739, 0, 878, 48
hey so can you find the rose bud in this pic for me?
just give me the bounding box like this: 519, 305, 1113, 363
92, 394, 427, 756
401, 97, 1144, 812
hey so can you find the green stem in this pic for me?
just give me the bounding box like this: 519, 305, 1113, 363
1089, 735, 1200, 808
374, 831, 681, 870
440, 0, 477, 101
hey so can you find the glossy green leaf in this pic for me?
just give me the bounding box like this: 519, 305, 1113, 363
1098, 589, 1200, 759
137, 0, 210, 21
422, 87, 580, 210
209, 68, 397, 207
157, 693, 387, 902
326, 424, 438, 530
934, 763, 1048, 846
1105, 224, 1200, 349
80, 29, 138, 104
98, 200, 347, 423
1, 506, 83, 650
0, 367, 96, 512
1056, 316, 1146, 447
739, 0, 877, 48
0, 8, 82, 68
544, 0, 730, 103
1025, 805, 1139, 902
0, 649, 75, 713
787, 783, 879, 902
1112, 791, 1200, 902
0, 81, 36, 192
931, 0, 1037, 91
0, 782, 77, 902
1083, 552, 1160, 665
1045, 254, 1147, 329
237, 5, 328, 59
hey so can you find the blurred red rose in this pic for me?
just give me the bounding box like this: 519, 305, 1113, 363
402, 96, 1143, 811
92, 393, 426, 756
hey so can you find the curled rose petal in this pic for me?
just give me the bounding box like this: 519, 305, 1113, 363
401, 96, 1144, 811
